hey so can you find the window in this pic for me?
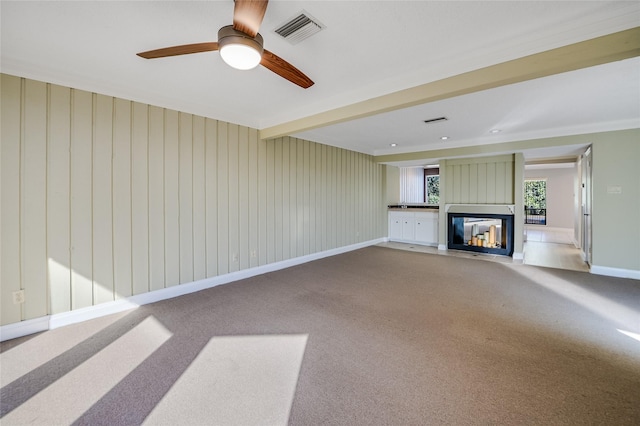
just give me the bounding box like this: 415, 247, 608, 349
524, 179, 546, 225
424, 167, 439, 205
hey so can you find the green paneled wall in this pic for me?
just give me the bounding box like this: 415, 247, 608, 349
0, 74, 387, 326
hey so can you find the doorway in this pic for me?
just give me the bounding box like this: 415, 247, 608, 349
523, 159, 589, 272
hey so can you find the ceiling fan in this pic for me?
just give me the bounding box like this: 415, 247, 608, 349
136, 0, 314, 89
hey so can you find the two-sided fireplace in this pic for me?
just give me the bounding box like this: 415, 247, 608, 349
448, 212, 514, 256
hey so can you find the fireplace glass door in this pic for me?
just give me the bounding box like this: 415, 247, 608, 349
448, 213, 514, 256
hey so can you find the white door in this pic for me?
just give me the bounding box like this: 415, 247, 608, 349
582, 147, 592, 265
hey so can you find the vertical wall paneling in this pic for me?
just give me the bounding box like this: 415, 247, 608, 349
205, 118, 218, 277
248, 128, 259, 269
486, 162, 496, 203
445, 156, 515, 205
112, 98, 133, 298
204, 118, 218, 277
303, 140, 311, 255
343, 150, 349, 245
460, 165, 470, 203
238, 126, 250, 271
164, 109, 180, 287
217, 122, 230, 274
331, 146, 338, 249
22, 79, 48, 320
265, 134, 275, 264
192, 115, 206, 281
131, 102, 149, 295
47, 84, 72, 314
477, 163, 487, 202
274, 137, 283, 261
495, 162, 506, 204
258, 137, 267, 266
336, 148, 343, 247
1, 75, 23, 324
322, 144, 329, 251
468, 163, 478, 204
1, 75, 388, 327
70, 89, 94, 310
178, 113, 194, 283
309, 141, 316, 253
296, 139, 305, 256
315, 144, 323, 252
504, 162, 514, 203
352, 151, 358, 243
227, 124, 239, 273
281, 138, 291, 260
92, 94, 114, 304
148, 106, 165, 291
288, 139, 297, 258
453, 165, 462, 204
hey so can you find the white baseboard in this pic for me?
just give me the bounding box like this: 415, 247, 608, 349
438, 244, 447, 251
1, 238, 386, 342
590, 265, 640, 280
0, 316, 50, 342
512, 252, 524, 260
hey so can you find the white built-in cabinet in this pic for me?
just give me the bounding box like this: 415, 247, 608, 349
388, 210, 438, 246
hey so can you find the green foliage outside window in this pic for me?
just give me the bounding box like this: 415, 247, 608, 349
426, 176, 440, 204
524, 180, 546, 209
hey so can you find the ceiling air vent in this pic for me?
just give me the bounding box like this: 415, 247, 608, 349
423, 117, 448, 124
274, 11, 325, 45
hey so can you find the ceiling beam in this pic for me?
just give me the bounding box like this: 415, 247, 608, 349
260, 27, 640, 140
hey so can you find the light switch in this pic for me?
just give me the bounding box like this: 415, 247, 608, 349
606, 185, 622, 194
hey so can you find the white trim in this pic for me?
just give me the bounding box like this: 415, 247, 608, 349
438, 244, 447, 251
446, 204, 516, 215
512, 252, 524, 260
590, 265, 640, 280
0, 238, 385, 342
0, 316, 50, 342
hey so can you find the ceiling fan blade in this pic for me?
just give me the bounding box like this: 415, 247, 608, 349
233, 0, 268, 38
137, 42, 219, 59
261, 50, 314, 89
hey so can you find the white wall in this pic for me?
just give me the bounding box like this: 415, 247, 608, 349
0, 74, 387, 326
525, 165, 576, 229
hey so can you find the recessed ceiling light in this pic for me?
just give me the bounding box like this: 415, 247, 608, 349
490, 129, 501, 134
390, 143, 398, 147
440, 136, 449, 140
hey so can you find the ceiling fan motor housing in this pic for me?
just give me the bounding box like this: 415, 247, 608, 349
218, 25, 264, 55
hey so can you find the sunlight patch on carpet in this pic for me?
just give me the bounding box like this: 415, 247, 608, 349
142, 334, 308, 425
618, 329, 640, 343
511, 267, 639, 331
2, 316, 172, 424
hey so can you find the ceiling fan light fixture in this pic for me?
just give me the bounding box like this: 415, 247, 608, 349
218, 25, 264, 70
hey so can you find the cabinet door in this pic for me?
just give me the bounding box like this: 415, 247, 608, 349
402, 217, 415, 240
415, 213, 438, 244
389, 216, 403, 240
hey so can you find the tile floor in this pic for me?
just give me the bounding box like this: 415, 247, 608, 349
379, 226, 589, 272
523, 226, 589, 272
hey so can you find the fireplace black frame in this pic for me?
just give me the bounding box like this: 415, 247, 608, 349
447, 213, 514, 256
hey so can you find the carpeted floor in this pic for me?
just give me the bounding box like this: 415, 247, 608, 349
2, 246, 640, 425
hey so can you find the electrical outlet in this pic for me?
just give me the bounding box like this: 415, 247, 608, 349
232, 253, 238, 262
250, 250, 257, 258
12, 290, 25, 305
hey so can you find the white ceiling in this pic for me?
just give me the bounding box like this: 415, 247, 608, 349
2, 1, 639, 163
